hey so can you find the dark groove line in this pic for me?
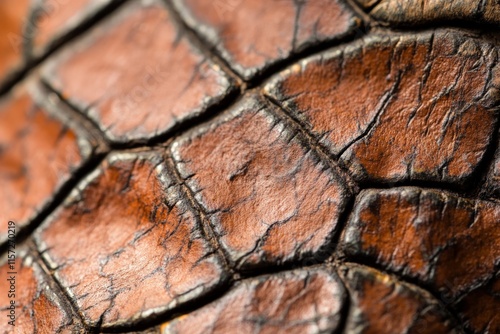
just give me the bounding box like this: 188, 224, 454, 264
374, 18, 500, 39
39, 79, 110, 147
344, 0, 500, 40
31, 0, 129, 62
330, 192, 358, 262
164, 0, 371, 90
340, 258, 474, 334
97, 261, 346, 333
33, 244, 99, 334
162, 0, 245, 88
163, 154, 234, 275
264, 95, 359, 193
0, 152, 108, 256
40, 74, 243, 152
266, 91, 499, 199
244, 26, 370, 89
108, 87, 242, 150
335, 71, 402, 159
0, 0, 130, 97
98, 277, 233, 333
1, 1, 498, 332
331, 272, 351, 334
342, 0, 376, 25
474, 117, 500, 198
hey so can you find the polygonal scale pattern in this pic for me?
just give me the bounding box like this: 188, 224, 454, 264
354, 0, 500, 27
161, 268, 346, 334
0, 248, 83, 333
172, 0, 362, 80
0, 83, 95, 246
0, 0, 499, 333
42, 0, 235, 143
341, 187, 500, 333
171, 95, 353, 270
265, 30, 499, 185
34, 153, 228, 329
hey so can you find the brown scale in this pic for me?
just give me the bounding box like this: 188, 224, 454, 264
0, 0, 498, 333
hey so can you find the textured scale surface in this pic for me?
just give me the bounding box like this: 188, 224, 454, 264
0, 0, 499, 333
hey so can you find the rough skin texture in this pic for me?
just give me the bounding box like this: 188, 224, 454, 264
0, 0, 498, 333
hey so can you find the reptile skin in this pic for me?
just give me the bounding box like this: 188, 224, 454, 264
0, 0, 499, 333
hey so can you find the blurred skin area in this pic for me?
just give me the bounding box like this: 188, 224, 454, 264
0, 0, 30, 79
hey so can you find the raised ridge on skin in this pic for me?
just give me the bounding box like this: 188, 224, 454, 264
0, 0, 498, 333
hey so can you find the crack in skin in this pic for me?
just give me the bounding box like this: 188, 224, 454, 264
1, 0, 500, 333
341, 187, 499, 333
171, 95, 352, 271
161, 268, 346, 334
339, 263, 465, 334
267, 30, 499, 188
0, 248, 84, 333
40, 0, 235, 145
0, 84, 92, 248
32, 153, 228, 330
355, 0, 500, 27
170, 0, 362, 81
